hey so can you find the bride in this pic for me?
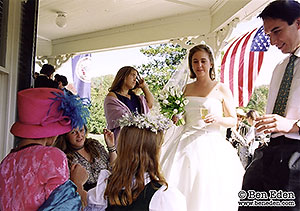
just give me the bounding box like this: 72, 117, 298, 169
160, 44, 244, 211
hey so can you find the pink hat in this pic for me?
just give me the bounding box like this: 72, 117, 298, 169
10, 88, 89, 139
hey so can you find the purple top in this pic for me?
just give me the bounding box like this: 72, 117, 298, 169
104, 95, 149, 142
113, 92, 141, 114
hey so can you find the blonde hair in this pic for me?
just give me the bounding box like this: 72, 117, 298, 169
104, 127, 167, 206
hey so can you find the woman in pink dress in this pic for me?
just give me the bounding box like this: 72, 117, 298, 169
0, 88, 90, 210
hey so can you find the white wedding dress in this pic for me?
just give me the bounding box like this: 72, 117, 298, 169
161, 96, 244, 211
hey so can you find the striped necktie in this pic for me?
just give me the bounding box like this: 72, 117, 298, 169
272, 54, 297, 116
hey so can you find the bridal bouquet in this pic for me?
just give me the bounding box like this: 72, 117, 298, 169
158, 86, 189, 126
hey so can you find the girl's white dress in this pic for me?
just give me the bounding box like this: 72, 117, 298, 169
85, 170, 187, 211
161, 96, 244, 211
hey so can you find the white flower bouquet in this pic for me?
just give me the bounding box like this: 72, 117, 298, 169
158, 86, 189, 126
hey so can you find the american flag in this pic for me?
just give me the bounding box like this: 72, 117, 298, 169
220, 26, 270, 107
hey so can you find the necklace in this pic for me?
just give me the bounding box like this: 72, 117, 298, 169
70, 145, 85, 151
75, 150, 92, 163
117, 91, 130, 98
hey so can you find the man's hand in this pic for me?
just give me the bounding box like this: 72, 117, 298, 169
255, 114, 297, 134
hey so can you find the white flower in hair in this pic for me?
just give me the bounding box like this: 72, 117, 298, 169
118, 112, 172, 133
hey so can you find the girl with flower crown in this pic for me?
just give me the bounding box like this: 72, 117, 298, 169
160, 44, 244, 211
83, 113, 187, 211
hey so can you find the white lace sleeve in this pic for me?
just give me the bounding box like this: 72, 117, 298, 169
85, 170, 110, 211
149, 185, 187, 211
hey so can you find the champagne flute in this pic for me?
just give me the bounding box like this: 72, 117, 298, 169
253, 120, 264, 140
200, 108, 208, 119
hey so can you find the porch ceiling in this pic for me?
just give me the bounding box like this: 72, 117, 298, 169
37, 0, 271, 57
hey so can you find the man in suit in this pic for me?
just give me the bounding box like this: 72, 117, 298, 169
239, 1, 300, 210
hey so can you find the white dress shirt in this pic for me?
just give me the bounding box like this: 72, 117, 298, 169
266, 47, 300, 140
85, 170, 187, 211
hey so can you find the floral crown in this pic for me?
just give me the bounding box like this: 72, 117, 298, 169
118, 112, 172, 133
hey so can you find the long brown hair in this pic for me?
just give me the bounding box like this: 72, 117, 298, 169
108, 66, 140, 94
188, 44, 215, 80
104, 127, 167, 206
54, 125, 101, 166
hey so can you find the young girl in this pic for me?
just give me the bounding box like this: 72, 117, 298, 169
84, 113, 186, 211
55, 125, 117, 191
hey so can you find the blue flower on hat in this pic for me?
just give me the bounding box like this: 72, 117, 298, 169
50, 92, 90, 129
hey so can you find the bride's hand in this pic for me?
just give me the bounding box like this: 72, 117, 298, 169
172, 115, 179, 124
204, 114, 220, 124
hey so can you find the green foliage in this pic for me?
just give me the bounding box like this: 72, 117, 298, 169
87, 43, 188, 133
87, 74, 114, 134
245, 85, 269, 115
216, 50, 225, 79
87, 94, 105, 134
136, 43, 187, 96
86, 44, 269, 134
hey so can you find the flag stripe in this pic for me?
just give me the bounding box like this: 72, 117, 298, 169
247, 51, 264, 102
238, 29, 256, 106
221, 26, 269, 107
257, 51, 264, 74
228, 33, 250, 93
247, 51, 255, 106
221, 36, 240, 83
